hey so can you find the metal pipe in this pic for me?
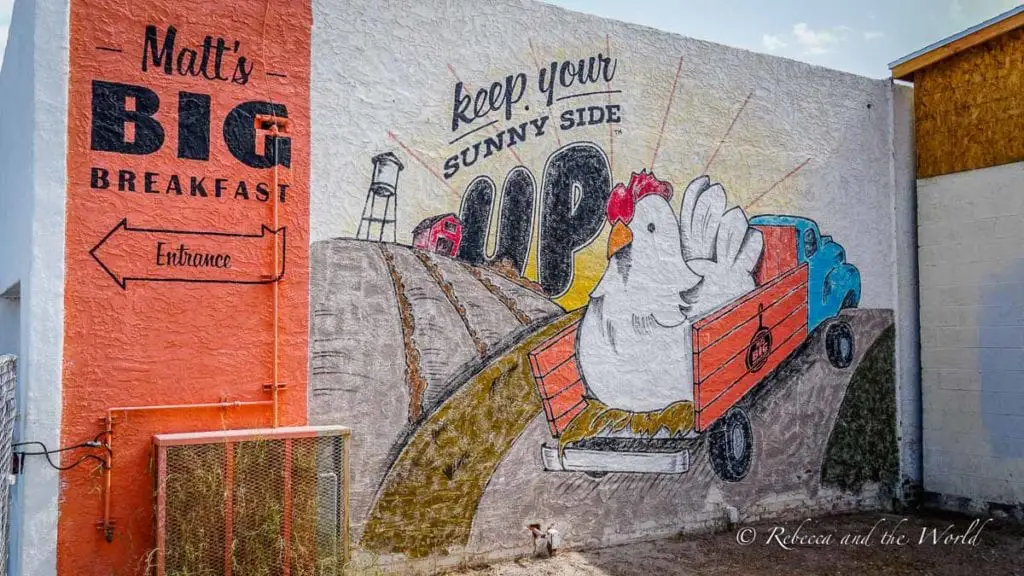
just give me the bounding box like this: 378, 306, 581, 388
100, 399, 275, 542
109, 401, 273, 414
102, 415, 113, 542
272, 124, 282, 428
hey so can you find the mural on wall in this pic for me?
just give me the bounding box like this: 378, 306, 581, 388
309, 19, 898, 563
532, 169, 864, 482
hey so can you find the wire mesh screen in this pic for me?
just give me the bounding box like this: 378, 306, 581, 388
0, 355, 15, 576
155, 426, 350, 576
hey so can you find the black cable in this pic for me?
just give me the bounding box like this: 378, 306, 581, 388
13, 441, 99, 454
39, 452, 107, 471
13, 436, 111, 471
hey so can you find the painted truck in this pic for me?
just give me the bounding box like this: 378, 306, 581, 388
529, 215, 861, 482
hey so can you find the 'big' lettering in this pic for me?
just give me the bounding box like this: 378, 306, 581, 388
89, 80, 291, 169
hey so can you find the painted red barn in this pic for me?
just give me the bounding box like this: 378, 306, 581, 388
412, 213, 463, 257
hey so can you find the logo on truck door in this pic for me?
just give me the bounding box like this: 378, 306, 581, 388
746, 304, 772, 372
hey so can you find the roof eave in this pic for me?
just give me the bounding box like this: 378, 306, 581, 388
889, 5, 1024, 81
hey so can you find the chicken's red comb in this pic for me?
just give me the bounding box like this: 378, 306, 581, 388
606, 169, 673, 224
628, 170, 673, 202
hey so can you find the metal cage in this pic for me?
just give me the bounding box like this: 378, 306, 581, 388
154, 426, 350, 576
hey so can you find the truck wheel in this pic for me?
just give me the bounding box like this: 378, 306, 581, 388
708, 408, 753, 482
825, 320, 854, 369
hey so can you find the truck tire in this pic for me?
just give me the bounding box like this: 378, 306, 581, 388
708, 408, 753, 482
825, 320, 854, 369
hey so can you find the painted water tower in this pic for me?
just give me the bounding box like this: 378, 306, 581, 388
357, 152, 404, 242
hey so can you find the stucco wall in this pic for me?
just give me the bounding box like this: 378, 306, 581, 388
919, 160, 1024, 506
310, 0, 898, 311
0, 1, 70, 576
1, 0, 920, 573
56, 1, 312, 574
308, 0, 910, 570
890, 82, 922, 491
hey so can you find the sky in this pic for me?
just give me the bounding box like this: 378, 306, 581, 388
0, 0, 1019, 75
542, 0, 1021, 77
0, 0, 10, 68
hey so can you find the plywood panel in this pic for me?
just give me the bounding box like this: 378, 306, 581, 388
915, 27, 1024, 178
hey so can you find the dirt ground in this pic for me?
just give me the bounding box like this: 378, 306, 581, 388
446, 512, 1024, 576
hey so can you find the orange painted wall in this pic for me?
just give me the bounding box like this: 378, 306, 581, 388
62, 1, 311, 574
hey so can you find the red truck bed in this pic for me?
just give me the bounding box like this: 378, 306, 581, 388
528, 323, 587, 437
690, 263, 807, 430
530, 224, 809, 437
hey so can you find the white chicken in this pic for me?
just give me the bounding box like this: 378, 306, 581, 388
577, 171, 764, 413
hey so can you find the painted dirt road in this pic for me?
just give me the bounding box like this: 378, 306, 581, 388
308, 166, 896, 567
308, 239, 563, 543
354, 301, 894, 560
466, 309, 895, 557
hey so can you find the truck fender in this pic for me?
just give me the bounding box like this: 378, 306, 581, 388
823, 263, 861, 310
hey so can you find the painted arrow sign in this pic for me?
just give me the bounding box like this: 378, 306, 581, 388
90, 219, 286, 289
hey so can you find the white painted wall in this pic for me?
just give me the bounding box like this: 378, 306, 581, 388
890, 82, 922, 492
309, 0, 920, 565
0, 1, 70, 575
919, 161, 1024, 506
310, 0, 901, 309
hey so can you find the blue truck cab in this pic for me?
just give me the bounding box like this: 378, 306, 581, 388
749, 215, 861, 335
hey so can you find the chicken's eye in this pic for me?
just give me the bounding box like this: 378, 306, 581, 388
647, 223, 656, 233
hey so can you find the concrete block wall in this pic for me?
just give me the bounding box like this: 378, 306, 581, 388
918, 161, 1024, 506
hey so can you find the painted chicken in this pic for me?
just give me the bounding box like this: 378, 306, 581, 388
577, 171, 764, 413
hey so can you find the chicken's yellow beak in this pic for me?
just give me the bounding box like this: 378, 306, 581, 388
608, 221, 633, 259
